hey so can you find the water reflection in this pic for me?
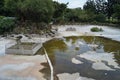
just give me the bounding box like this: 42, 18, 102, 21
39, 36, 120, 80
39, 63, 51, 80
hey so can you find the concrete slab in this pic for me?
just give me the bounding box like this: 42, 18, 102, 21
0, 55, 49, 80
6, 43, 42, 55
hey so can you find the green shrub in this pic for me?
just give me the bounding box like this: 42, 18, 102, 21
0, 16, 5, 20
0, 17, 16, 34
94, 14, 106, 22
91, 27, 103, 32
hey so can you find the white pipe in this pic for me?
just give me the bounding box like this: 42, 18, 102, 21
43, 47, 54, 80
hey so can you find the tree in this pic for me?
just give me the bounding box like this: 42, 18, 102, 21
4, 0, 28, 17
95, 0, 107, 14
53, 1, 68, 23
0, 17, 16, 34
21, 0, 54, 23
106, 0, 120, 19
83, 0, 96, 14
0, 0, 4, 15
84, 0, 107, 14
4, 0, 54, 27
94, 13, 106, 22
83, 0, 97, 22
113, 4, 120, 21
70, 8, 82, 22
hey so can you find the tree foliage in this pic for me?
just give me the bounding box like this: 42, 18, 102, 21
1, 0, 120, 27
113, 4, 120, 21
4, 0, 54, 23
0, 0, 4, 15
21, 0, 54, 23
0, 16, 16, 34
106, 0, 120, 19
53, 1, 68, 23
95, 0, 107, 14
83, 0, 96, 14
83, 0, 120, 22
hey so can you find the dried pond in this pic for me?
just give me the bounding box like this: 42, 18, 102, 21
39, 36, 120, 80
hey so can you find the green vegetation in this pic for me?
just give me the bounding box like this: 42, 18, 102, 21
4, 0, 54, 23
0, 16, 15, 34
1, 0, 54, 35
0, 0, 120, 34
52, 0, 120, 24
91, 27, 103, 32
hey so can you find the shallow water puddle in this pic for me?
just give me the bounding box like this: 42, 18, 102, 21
40, 36, 120, 80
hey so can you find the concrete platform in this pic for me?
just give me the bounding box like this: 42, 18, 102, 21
6, 43, 42, 55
